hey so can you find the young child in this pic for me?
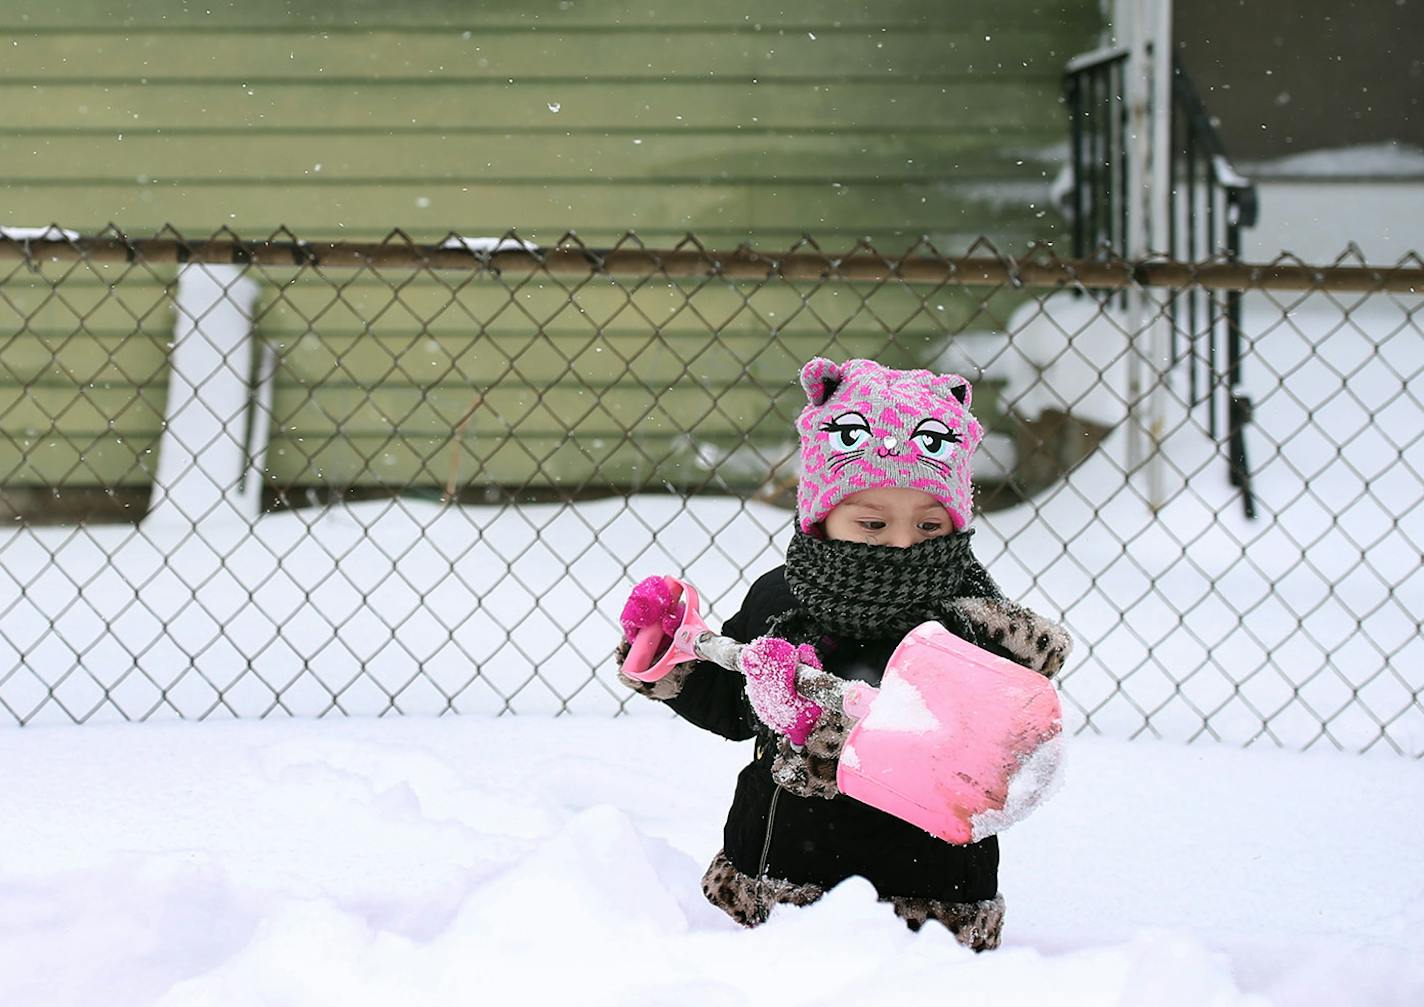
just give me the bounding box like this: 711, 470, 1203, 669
616, 357, 1071, 950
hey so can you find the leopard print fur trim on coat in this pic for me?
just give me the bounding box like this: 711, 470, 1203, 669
769, 706, 850, 800
700, 850, 1005, 951
612, 637, 696, 701
700, 849, 823, 927
886, 891, 1006, 950
950, 596, 1072, 679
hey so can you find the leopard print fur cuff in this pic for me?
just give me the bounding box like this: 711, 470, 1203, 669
612, 637, 695, 701
701, 849, 822, 928
949, 596, 1072, 678
769, 706, 850, 799
887, 891, 1005, 950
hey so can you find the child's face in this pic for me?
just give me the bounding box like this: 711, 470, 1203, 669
821, 488, 954, 548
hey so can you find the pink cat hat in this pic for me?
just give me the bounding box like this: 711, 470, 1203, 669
795, 357, 984, 535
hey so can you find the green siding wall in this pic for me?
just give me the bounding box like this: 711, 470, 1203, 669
1, 0, 1097, 246
0, 1, 1100, 497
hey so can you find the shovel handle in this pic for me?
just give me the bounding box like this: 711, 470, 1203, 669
690, 631, 851, 713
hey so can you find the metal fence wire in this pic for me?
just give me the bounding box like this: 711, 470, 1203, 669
1, 229, 1421, 756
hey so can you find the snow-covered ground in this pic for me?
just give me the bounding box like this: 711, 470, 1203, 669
2, 715, 1421, 1007
1235, 143, 1424, 262
1249, 141, 1424, 180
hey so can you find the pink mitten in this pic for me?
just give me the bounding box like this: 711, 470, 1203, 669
619, 575, 686, 643
738, 637, 824, 747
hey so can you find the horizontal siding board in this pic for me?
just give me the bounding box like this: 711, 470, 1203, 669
0, 430, 795, 490
0, 276, 174, 329
1, 133, 1063, 183
1, 436, 158, 486
4, 367, 1007, 438
269, 383, 806, 438
0, 1, 1096, 31
264, 433, 793, 491
2, 29, 1081, 81
270, 334, 920, 388
273, 337, 818, 389
251, 277, 1004, 335
2, 386, 165, 434
4, 225, 1049, 254
1, 182, 1050, 244
0, 81, 1068, 131
6, 315, 996, 346
0, 334, 168, 387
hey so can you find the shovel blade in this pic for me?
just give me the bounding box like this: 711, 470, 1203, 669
837, 621, 1063, 844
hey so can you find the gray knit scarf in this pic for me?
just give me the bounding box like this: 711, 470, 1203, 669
775, 528, 1003, 644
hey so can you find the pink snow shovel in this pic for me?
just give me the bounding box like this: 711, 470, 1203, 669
621, 576, 1064, 844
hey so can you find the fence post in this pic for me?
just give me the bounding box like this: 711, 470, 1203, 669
144, 264, 263, 527
1119, 0, 1152, 481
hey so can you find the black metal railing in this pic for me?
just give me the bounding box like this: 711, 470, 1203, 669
1064, 49, 1260, 517
1063, 46, 1131, 261
1169, 64, 1259, 518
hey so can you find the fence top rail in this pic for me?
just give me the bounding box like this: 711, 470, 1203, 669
2, 234, 1422, 294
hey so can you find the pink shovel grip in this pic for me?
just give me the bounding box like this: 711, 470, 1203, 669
623, 576, 684, 679
620, 576, 710, 683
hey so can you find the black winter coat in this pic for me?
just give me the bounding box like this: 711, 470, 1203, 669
666, 565, 1000, 903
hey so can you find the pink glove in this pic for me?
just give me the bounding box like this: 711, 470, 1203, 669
619, 576, 686, 643
738, 637, 823, 747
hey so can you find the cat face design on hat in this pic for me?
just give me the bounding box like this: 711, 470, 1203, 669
795, 357, 983, 535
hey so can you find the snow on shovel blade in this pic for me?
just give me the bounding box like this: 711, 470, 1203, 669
836, 621, 1064, 845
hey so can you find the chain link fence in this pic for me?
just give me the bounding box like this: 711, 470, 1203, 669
1, 229, 1420, 756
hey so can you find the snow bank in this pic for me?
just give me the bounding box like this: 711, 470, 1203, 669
1, 717, 1420, 1006
439, 235, 541, 254
991, 292, 1134, 428
0, 225, 80, 241
1245, 141, 1424, 179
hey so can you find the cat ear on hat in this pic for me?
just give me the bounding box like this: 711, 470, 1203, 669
799, 357, 845, 406
930, 372, 973, 410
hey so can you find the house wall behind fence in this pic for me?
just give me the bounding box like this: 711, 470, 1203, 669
0, 0, 1099, 497
0, 0, 1098, 248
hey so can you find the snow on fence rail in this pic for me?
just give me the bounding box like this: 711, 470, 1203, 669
0, 229, 1420, 756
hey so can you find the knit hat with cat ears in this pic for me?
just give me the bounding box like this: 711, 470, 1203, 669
794, 357, 983, 535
